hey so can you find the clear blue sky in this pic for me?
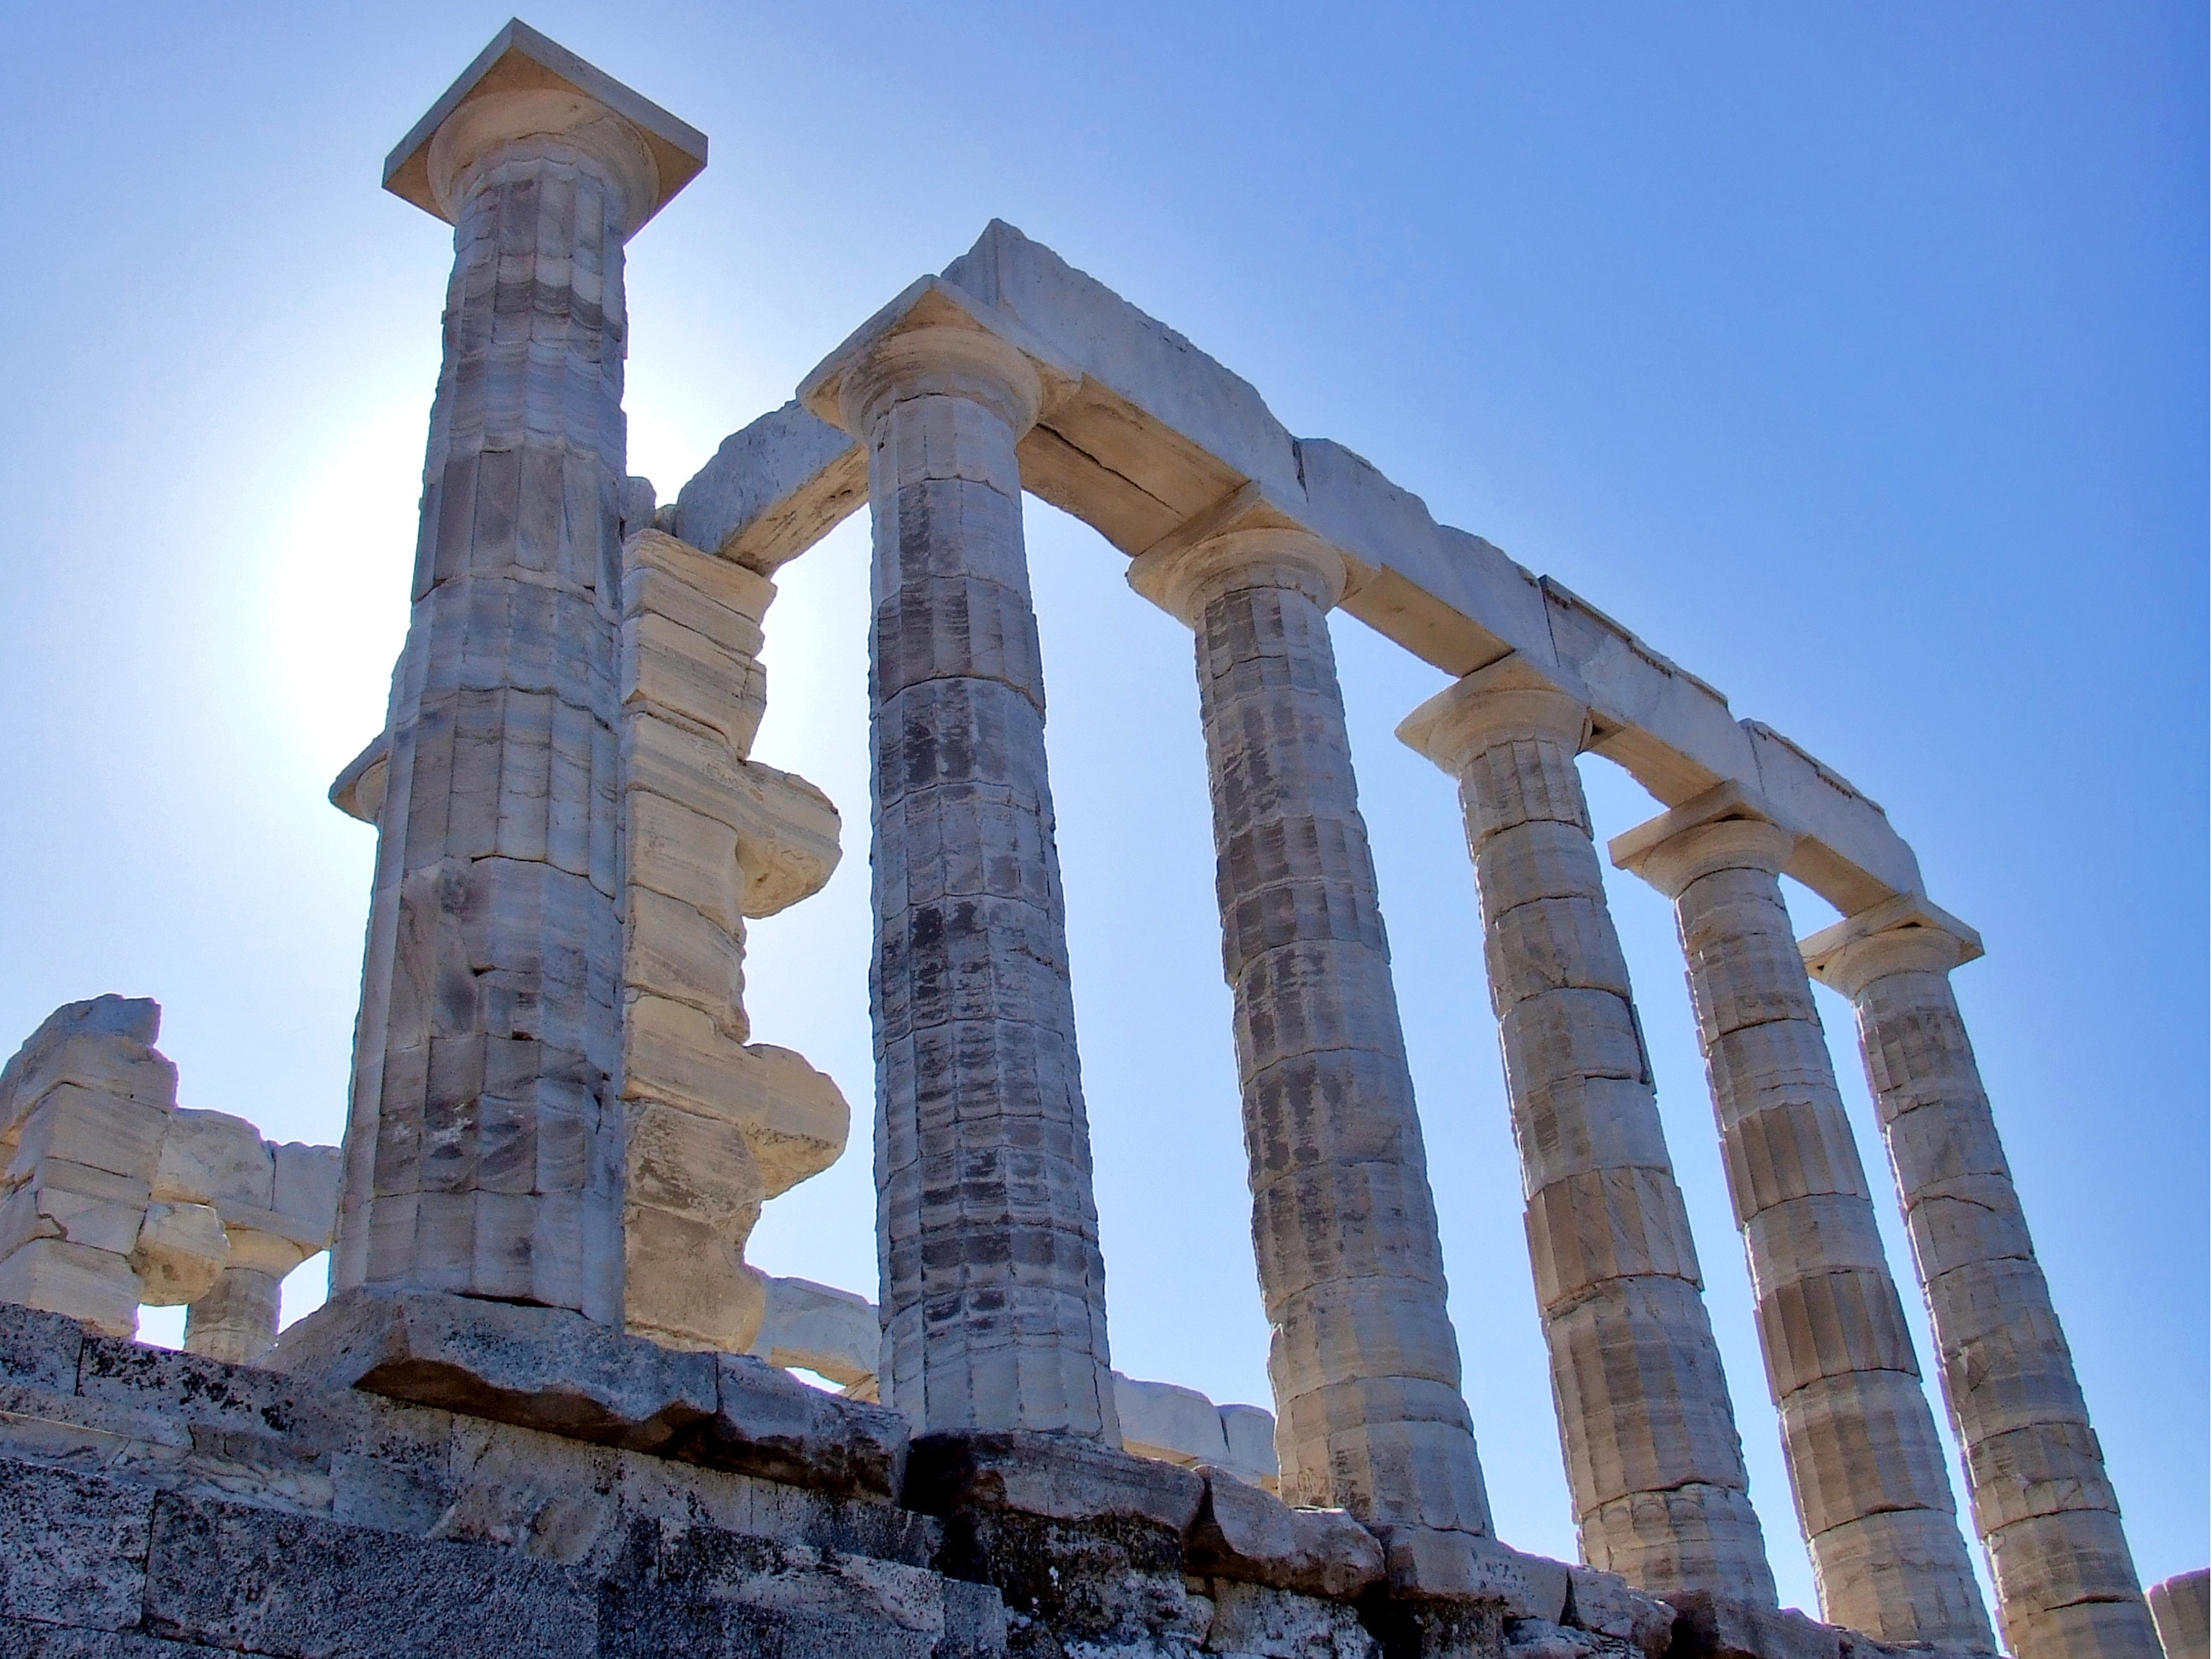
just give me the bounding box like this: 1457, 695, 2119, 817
2, 1, 2201, 1619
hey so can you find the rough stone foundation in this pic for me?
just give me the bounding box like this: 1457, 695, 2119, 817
0, 1295, 1985, 1659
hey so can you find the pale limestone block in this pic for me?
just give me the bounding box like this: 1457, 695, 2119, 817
2149, 1571, 2209, 1659
0, 1237, 143, 1336
8, 1087, 172, 1185
620, 610, 769, 757
621, 559, 767, 661
619, 996, 847, 1195
0, 1161, 148, 1257
183, 1265, 285, 1365
620, 1202, 767, 1355
622, 716, 841, 916
1563, 1564, 1675, 1656
152, 1107, 274, 1210
749, 1274, 878, 1388
671, 400, 866, 573
623, 526, 775, 627
623, 1098, 765, 1237
628, 786, 745, 934
624, 884, 748, 1038
271, 1142, 341, 1240
1220, 1404, 1282, 1489
1114, 1371, 1231, 1469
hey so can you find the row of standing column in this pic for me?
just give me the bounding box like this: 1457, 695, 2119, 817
804, 285, 2151, 1644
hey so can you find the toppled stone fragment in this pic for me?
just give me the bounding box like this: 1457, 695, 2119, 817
1186, 1466, 1383, 1599
1666, 1591, 1842, 1659
905, 1429, 1204, 1532
1564, 1563, 1675, 1656
1380, 1525, 1570, 1621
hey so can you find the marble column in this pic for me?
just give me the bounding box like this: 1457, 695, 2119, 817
1613, 789, 1989, 1644
1400, 655, 1773, 1603
1128, 497, 1490, 1534
1804, 898, 2160, 1659
813, 297, 1117, 1439
334, 39, 706, 1318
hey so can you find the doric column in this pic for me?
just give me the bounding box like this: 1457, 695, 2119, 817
1399, 656, 1774, 1604
1804, 898, 2161, 1659
1612, 788, 1990, 1644
334, 29, 706, 1318
1126, 487, 1490, 1534
802, 285, 1118, 1439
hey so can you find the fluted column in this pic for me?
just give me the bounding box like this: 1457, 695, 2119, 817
813, 299, 1117, 1439
335, 49, 703, 1318
1127, 498, 1489, 1534
1613, 789, 1989, 1644
1399, 655, 1773, 1603
1804, 899, 2160, 1659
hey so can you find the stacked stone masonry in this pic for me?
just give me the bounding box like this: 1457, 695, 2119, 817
1398, 659, 1774, 1607
0, 998, 339, 1362
1128, 502, 1490, 1535
1610, 795, 1989, 1645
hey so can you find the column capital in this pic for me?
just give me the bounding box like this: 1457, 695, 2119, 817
1126, 482, 1347, 625
1800, 894, 1983, 998
384, 20, 707, 236
800, 276, 1079, 439
1608, 780, 1796, 898
1395, 653, 1588, 775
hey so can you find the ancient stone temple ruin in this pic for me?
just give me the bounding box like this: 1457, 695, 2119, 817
1, 21, 2199, 1659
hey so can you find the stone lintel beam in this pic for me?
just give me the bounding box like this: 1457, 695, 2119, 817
383, 18, 706, 232
798, 275, 1080, 440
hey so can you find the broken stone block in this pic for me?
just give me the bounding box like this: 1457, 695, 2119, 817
0, 1237, 143, 1339
271, 1288, 719, 1456
906, 1429, 1205, 1532
2149, 1570, 2209, 1659
1379, 1525, 1570, 1621
1564, 1563, 1676, 1656
131, 1200, 230, 1305
619, 1200, 766, 1354
1186, 1467, 1384, 1599
152, 1108, 275, 1212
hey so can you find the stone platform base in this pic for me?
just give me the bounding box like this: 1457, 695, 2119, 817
0, 1291, 1976, 1658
